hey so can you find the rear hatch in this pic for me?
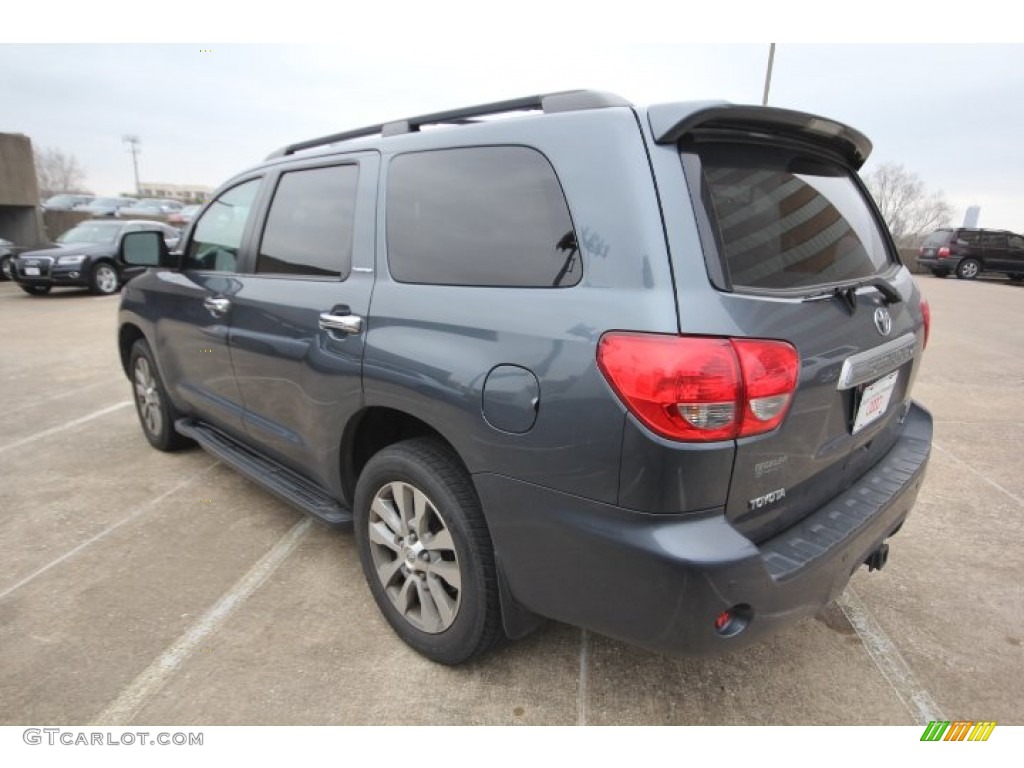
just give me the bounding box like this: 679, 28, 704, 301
919, 229, 954, 259
654, 106, 926, 542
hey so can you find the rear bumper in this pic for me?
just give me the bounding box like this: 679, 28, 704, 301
479, 402, 931, 655
917, 256, 956, 271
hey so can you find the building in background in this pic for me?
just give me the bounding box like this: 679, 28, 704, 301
137, 182, 213, 203
963, 206, 981, 228
0, 132, 46, 247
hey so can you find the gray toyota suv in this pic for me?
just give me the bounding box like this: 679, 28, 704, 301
117, 90, 933, 664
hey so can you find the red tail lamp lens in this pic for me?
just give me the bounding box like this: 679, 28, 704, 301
597, 333, 799, 442
920, 298, 931, 349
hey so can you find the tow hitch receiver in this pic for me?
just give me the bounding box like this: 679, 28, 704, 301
864, 542, 890, 572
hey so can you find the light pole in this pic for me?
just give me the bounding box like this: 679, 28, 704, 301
122, 134, 141, 196
762, 43, 776, 106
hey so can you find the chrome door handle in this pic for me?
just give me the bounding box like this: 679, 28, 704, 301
319, 312, 363, 335
203, 297, 231, 316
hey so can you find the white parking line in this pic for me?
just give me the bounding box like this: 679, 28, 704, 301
0, 400, 133, 454
3, 379, 118, 417
577, 628, 589, 726
93, 517, 313, 726
838, 586, 945, 724
934, 442, 1024, 507
0, 462, 220, 602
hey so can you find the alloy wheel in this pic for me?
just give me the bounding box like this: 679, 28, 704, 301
95, 265, 118, 294
367, 481, 462, 634
133, 357, 163, 437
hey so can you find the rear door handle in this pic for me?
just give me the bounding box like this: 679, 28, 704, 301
203, 297, 231, 316
319, 311, 363, 335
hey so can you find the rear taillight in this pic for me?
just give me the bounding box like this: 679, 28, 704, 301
733, 339, 800, 437
937, 246, 951, 258
921, 298, 931, 349
597, 333, 799, 442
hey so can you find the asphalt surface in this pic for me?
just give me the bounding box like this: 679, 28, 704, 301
0, 274, 1021, 726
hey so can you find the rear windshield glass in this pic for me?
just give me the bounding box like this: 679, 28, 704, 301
692, 144, 892, 290
923, 230, 953, 247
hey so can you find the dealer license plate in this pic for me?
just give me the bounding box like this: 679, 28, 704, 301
853, 370, 899, 434
24, 267, 40, 276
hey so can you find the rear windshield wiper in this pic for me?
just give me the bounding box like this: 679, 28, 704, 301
802, 276, 902, 306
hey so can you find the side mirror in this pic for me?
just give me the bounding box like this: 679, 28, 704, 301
120, 230, 178, 268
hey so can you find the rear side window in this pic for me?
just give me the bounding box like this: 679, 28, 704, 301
257, 164, 358, 279
386, 146, 580, 287
956, 231, 982, 246
692, 144, 892, 291
980, 232, 1008, 249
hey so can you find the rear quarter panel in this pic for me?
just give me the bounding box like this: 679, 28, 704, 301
363, 109, 683, 505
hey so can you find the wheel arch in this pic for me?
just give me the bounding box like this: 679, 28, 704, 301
90, 256, 119, 273
341, 406, 464, 503
118, 323, 147, 377
341, 406, 544, 642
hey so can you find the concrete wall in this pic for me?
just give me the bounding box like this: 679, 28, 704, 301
0, 206, 46, 246
0, 132, 46, 246
42, 210, 91, 241
900, 247, 927, 274
0, 133, 39, 206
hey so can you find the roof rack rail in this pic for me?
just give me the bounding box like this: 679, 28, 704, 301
265, 89, 631, 160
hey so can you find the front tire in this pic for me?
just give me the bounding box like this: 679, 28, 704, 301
89, 261, 120, 295
19, 284, 51, 296
129, 339, 192, 451
354, 438, 502, 665
956, 258, 981, 280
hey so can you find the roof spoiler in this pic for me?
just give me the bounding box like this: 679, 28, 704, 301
648, 102, 872, 169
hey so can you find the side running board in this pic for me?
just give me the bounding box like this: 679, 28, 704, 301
175, 418, 353, 528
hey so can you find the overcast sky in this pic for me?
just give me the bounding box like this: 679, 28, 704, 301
2, 43, 1022, 231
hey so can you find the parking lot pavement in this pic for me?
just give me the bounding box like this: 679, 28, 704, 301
0, 276, 1021, 726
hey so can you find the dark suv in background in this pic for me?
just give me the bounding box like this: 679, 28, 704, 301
918, 227, 1024, 280
12, 219, 179, 295
117, 91, 933, 664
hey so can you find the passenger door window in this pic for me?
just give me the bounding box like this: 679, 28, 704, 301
184, 179, 261, 272
1008, 234, 1024, 250
980, 232, 1008, 250
256, 165, 358, 279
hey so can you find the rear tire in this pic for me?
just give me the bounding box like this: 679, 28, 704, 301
956, 258, 981, 280
129, 339, 192, 451
19, 284, 51, 296
0, 256, 12, 281
354, 438, 502, 665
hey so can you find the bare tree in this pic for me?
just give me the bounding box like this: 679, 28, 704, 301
862, 162, 953, 246
34, 147, 88, 199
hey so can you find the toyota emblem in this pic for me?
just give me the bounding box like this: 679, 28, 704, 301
873, 307, 893, 336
